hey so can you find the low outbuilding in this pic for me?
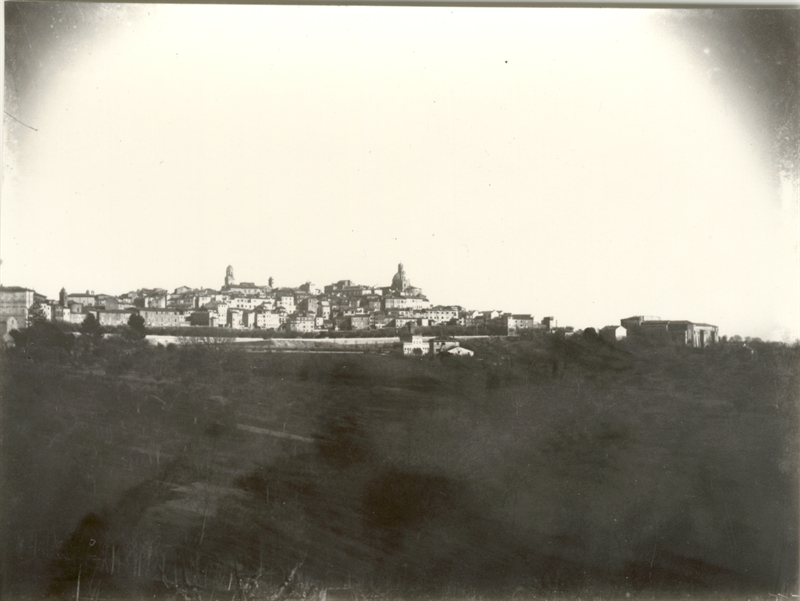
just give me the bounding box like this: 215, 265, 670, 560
446, 346, 474, 357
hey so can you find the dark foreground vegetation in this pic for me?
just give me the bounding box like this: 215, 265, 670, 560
1, 323, 797, 600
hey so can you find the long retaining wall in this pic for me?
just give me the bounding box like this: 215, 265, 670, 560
146, 335, 400, 349
146, 334, 492, 349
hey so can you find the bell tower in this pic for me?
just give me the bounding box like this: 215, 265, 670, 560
225, 265, 235, 288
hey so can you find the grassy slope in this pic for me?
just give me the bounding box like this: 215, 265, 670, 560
1, 333, 797, 599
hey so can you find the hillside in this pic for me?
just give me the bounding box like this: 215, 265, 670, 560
1, 329, 797, 600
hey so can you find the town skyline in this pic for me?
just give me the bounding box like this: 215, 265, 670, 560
0, 255, 796, 343
0, 261, 722, 351
3, 5, 798, 341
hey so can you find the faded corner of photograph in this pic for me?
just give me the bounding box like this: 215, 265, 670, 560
1, 3, 798, 601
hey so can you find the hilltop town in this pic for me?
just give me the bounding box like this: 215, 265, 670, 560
2, 263, 789, 601
0, 262, 719, 349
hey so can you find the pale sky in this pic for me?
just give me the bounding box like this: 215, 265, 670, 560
3, 4, 799, 341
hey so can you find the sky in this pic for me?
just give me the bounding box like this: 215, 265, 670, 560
2, 4, 799, 341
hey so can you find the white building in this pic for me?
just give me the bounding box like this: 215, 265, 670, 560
228, 308, 244, 329
255, 310, 282, 330
287, 314, 315, 333
276, 293, 296, 314
230, 296, 265, 311
384, 296, 431, 311
425, 306, 459, 324
402, 334, 429, 355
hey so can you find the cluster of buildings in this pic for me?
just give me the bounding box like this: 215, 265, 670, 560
0, 263, 719, 350
600, 316, 719, 348
0, 264, 554, 337
399, 331, 476, 357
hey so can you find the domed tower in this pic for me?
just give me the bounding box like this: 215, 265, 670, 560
225, 265, 236, 288
59, 287, 68, 307
391, 263, 410, 293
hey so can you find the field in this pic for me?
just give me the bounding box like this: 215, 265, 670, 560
1, 328, 797, 600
